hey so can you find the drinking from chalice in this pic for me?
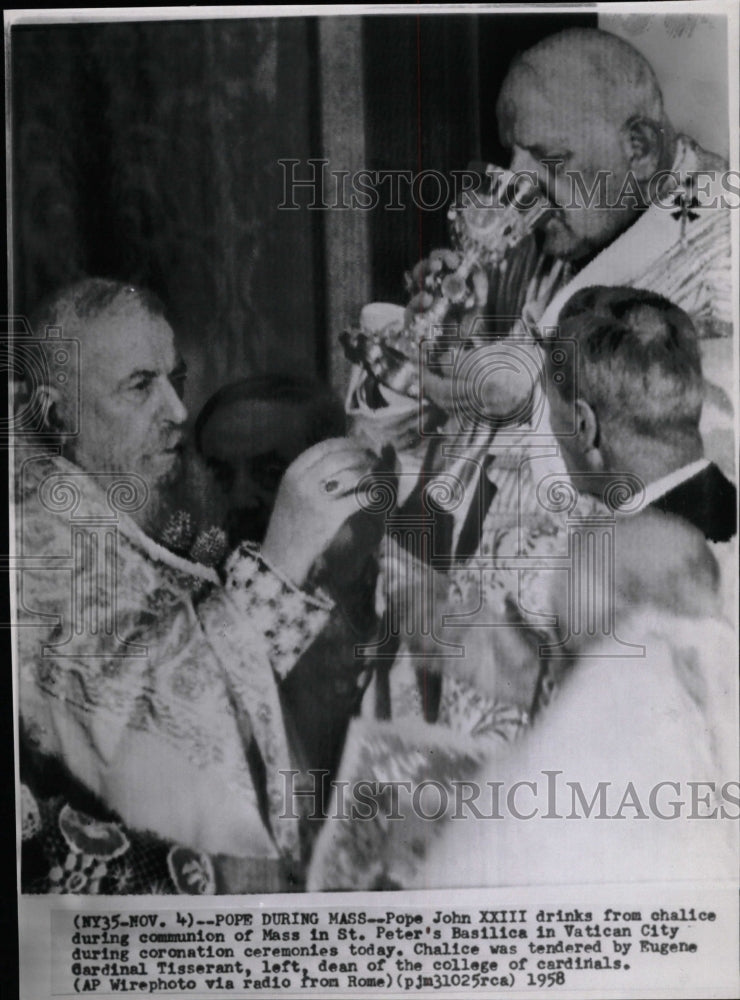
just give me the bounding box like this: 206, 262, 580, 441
340, 166, 554, 398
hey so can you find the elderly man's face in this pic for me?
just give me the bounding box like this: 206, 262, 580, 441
502, 79, 641, 261
70, 303, 188, 492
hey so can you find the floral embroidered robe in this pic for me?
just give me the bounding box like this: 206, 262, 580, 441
15, 449, 331, 894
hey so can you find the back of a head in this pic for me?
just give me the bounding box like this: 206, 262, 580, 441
552, 284, 703, 447
497, 27, 666, 138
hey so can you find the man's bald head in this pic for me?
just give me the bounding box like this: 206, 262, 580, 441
495, 28, 674, 260
498, 28, 666, 141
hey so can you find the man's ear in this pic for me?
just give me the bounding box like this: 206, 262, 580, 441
29, 382, 64, 433
574, 398, 601, 468
621, 116, 664, 183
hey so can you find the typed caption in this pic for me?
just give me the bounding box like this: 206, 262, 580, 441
22, 884, 736, 999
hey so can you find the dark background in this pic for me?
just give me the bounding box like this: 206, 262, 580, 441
10, 12, 594, 417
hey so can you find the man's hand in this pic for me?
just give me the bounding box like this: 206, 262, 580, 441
377, 538, 443, 651
262, 438, 389, 587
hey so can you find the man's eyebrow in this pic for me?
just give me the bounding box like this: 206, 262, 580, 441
119, 369, 157, 388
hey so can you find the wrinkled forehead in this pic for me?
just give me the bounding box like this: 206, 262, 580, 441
79, 304, 177, 381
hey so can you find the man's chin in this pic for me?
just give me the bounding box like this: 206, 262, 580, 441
542, 221, 589, 261
133, 457, 185, 534
147, 449, 185, 486
543, 209, 641, 263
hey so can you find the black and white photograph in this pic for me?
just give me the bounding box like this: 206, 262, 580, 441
6, 3, 739, 998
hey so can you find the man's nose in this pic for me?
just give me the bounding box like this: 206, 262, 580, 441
160, 377, 188, 426
509, 145, 540, 177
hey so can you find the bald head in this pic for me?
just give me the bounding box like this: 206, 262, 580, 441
495, 28, 674, 260
498, 28, 666, 140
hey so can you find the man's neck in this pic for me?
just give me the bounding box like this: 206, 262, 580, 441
604, 440, 704, 494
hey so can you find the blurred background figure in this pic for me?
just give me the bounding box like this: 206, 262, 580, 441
191, 375, 378, 793
194, 375, 346, 547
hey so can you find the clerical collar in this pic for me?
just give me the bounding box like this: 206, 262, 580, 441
637, 458, 711, 509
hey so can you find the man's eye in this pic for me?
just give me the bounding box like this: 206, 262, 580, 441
130, 379, 152, 393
